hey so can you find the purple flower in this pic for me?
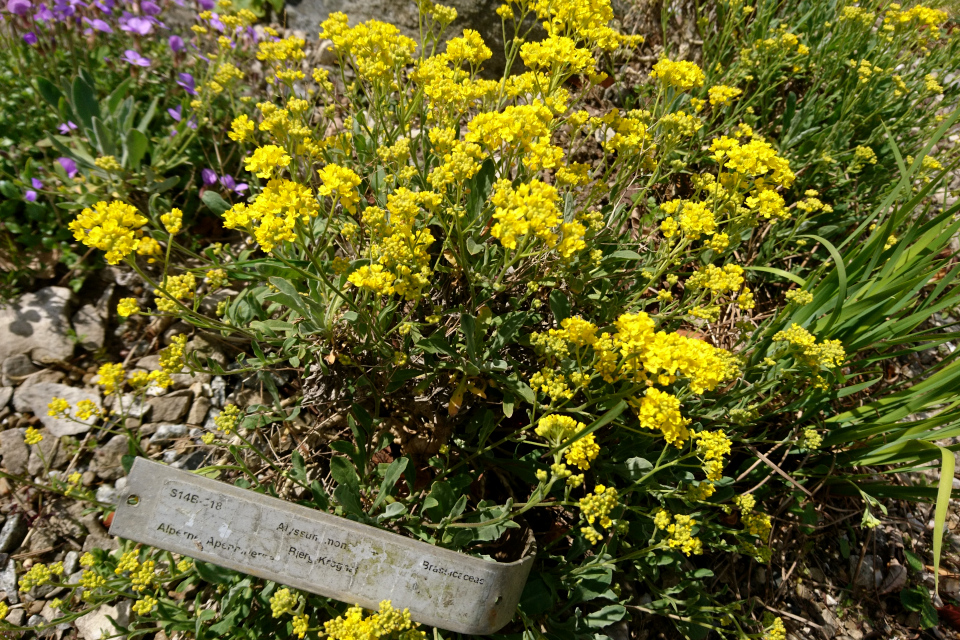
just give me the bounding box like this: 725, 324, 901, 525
92, 0, 112, 10
57, 157, 78, 178
176, 72, 196, 95
141, 0, 159, 15
83, 16, 112, 31
23, 31, 37, 44
121, 49, 151, 67
120, 14, 152, 34
209, 12, 223, 31
201, 168, 217, 185
33, 2, 52, 20
168, 34, 184, 52
220, 174, 248, 194
6, 0, 31, 15
31, 178, 43, 189
186, 116, 197, 130
24, 190, 38, 202
197, 0, 213, 9
167, 105, 182, 121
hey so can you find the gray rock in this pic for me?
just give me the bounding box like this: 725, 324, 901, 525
173, 450, 209, 470
0, 558, 18, 604
149, 423, 188, 444
27, 428, 70, 476
71, 304, 106, 352
203, 407, 221, 432
96, 484, 118, 505
0, 287, 76, 369
0, 428, 29, 476
93, 435, 130, 481
17, 368, 66, 389
187, 396, 212, 425
135, 355, 161, 371
63, 550, 80, 575
210, 376, 227, 407
147, 390, 193, 423
13, 382, 102, 437
0, 386, 12, 409
75, 601, 131, 640
110, 394, 151, 421
0, 514, 28, 553
4, 607, 24, 625
1, 353, 40, 386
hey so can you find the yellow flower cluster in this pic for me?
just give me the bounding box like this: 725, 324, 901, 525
245, 145, 291, 179
708, 84, 742, 106
521, 35, 596, 75
658, 111, 702, 140
565, 433, 600, 470
530, 367, 574, 402
117, 298, 141, 317
47, 397, 70, 418
324, 600, 426, 640
579, 484, 618, 544
785, 289, 813, 305
764, 617, 787, 640
131, 559, 156, 592
320, 13, 417, 84
634, 387, 691, 447
159, 334, 188, 373
651, 58, 705, 91
156, 272, 196, 313
660, 199, 716, 239
293, 614, 310, 638
256, 36, 306, 64
884, 3, 946, 40
317, 165, 362, 215
19, 562, 62, 590
161, 208, 183, 234
132, 596, 157, 615
772, 324, 846, 369
687, 264, 745, 294
229, 114, 256, 142
694, 430, 731, 481
270, 587, 298, 618
215, 404, 242, 433
710, 137, 795, 187
654, 510, 703, 555
347, 188, 435, 299
224, 179, 319, 252
129, 369, 172, 390
68, 201, 148, 265
97, 363, 126, 396
490, 179, 564, 251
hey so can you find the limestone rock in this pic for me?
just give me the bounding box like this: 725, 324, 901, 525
0, 514, 28, 553
0, 287, 75, 368
93, 434, 130, 481
149, 423, 188, 444
13, 382, 101, 437
75, 601, 131, 640
1, 353, 40, 386
0, 428, 29, 476
72, 303, 107, 351
0, 559, 17, 605
187, 396, 212, 425
0, 386, 13, 409
147, 390, 193, 423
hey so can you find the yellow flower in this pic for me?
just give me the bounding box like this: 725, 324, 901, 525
94, 155, 122, 172
25, 426, 44, 445
565, 433, 600, 470
215, 404, 242, 433
292, 614, 309, 639
317, 164, 362, 214
324, 600, 425, 640
161, 208, 183, 234
707, 84, 742, 106
47, 397, 70, 418
159, 334, 188, 373
75, 399, 101, 420
270, 587, 298, 618
490, 179, 562, 251
132, 596, 157, 615
96, 363, 126, 396
117, 298, 141, 317
764, 617, 786, 640
633, 388, 691, 447
651, 58, 705, 90
68, 201, 148, 265
245, 145, 291, 179
229, 114, 256, 142
579, 484, 618, 537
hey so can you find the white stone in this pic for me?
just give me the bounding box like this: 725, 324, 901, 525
0, 286, 75, 368
13, 382, 101, 437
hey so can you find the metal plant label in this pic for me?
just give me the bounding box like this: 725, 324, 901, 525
110, 458, 535, 634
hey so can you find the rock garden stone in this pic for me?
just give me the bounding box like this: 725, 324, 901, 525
13, 382, 102, 437
0, 428, 29, 476
187, 396, 212, 425
147, 390, 193, 423
27, 428, 70, 476
1, 353, 40, 386
0, 286, 76, 369
0, 514, 27, 553
75, 601, 131, 640
92, 434, 130, 481
71, 303, 107, 352
0, 386, 12, 409
149, 423, 188, 444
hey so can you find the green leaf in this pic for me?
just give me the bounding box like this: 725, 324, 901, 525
900, 585, 925, 611
583, 604, 626, 628
462, 313, 478, 361
71, 76, 100, 130
137, 96, 159, 133
424, 480, 454, 521
126, 129, 148, 169
549, 290, 571, 323
195, 561, 237, 585
904, 548, 924, 572
487, 312, 527, 354
202, 190, 231, 215
932, 444, 954, 594
36, 77, 63, 109
92, 117, 116, 157
745, 265, 806, 287
371, 457, 408, 511
377, 501, 406, 521
608, 250, 643, 261
330, 456, 359, 491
